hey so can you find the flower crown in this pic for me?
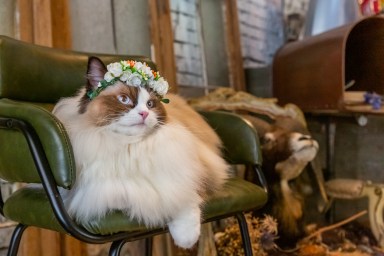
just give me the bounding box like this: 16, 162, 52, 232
87, 60, 170, 103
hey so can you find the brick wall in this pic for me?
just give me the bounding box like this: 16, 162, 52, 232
170, 0, 206, 87
237, 0, 285, 68
237, 0, 310, 68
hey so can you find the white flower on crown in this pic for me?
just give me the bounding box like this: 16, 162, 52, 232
149, 77, 169, 96
127, 73, 144, 87
104, 72, 114, 82
120, 70, 133, 82
121, 60, 130, 69
142, 65, 154, 79
133, 61, 144, 71
107, 62, 123, 77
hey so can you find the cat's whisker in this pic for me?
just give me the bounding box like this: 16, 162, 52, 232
156, 120, 166, 125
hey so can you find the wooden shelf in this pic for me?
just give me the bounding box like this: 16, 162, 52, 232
342, 91, 384, 114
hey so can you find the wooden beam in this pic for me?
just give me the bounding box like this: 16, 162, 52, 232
148, 0, 178, 93
40, 230, 61, 256
17, 0, 34, 43
50, 0, 72, 49
17, 0, 71, 48
32, 0, 53, 46
61, 234, 86, 256
19, 227, 42, 256
223, 0, 246, 91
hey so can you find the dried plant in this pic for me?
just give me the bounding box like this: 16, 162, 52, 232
214, 214, 278, 255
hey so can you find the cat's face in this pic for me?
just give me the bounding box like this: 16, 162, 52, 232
79, 57, 167, 137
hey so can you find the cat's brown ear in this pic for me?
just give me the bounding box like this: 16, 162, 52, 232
86, 56, 107, 90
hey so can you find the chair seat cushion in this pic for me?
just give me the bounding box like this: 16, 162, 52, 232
3, 177, 267, 235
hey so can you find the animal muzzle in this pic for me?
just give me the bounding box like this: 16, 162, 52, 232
290, 133, 319, 161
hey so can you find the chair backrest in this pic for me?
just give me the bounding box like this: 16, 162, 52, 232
0, 35, 155, 188
0, 36, 155, 104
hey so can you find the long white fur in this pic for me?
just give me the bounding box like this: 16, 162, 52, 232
53, 87, 229, 248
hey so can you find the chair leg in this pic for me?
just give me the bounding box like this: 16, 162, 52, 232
109, 239, 126, 256
235, 213, 253, 256
8, 223, 27, 256
145, 237, 153, 256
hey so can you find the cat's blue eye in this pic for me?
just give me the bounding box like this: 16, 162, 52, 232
117, 95, 131, 105
147, 100, 155, 108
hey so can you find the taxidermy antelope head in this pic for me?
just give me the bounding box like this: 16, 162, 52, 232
243, 114, 320, 245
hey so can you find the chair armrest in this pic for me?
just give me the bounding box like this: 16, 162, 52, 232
199, 110, 262, 166
0, 99, 150, 243
0, 99, 75, 188
199, 111, 268, 193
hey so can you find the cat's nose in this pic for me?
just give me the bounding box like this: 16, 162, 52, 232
139, 111, 149, 120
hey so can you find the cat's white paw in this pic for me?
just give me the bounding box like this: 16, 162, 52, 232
168, 221, 201, 248
168, 208, 201, 248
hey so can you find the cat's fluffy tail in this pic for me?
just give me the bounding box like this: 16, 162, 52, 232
164, 94, 230, 195
165, 94, 223, 154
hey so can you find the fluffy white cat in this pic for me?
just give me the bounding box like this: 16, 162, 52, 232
52, 57, 229, 248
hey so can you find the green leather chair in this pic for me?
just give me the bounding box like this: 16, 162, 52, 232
0, 35, 268, 256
